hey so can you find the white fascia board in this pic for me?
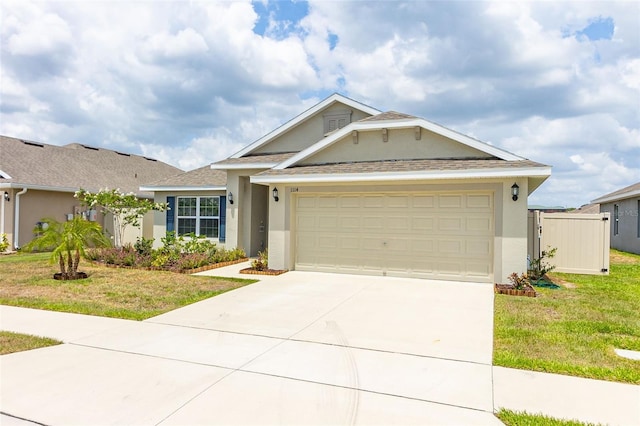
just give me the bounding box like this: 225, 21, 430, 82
230, 94, 381, 159
416, 119, 523, 161
275, 119, 523, 171
592, 189, 640, 204
251, 166, 552, 185
210, 163, 276, 170
0, 169, 12, 179
139, 186, 226, 192
0, 183, 79, 193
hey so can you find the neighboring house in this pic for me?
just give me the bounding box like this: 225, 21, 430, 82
144, 94, 551, 283
592, 182, 640, 254
0, 135, 182, 250
575, 203, 600, 214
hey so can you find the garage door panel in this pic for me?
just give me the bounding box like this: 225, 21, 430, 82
362, 216, 384, 230
467, 194, 492, 209
317, 216, 338, 229
438, 217, 463, 232
317, 196, 338, 208
363, 196, 384, 208
339, 216, 360, 230
387, 195, 409, 208
439, 195, 463, 208
412, 195, 435, 208
467, 217, 492, 232
411, 217, 435, 231
294, 192, 493, 282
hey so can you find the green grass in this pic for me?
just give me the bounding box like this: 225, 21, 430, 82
494, 250, 640, 384
496, 409, 601, 426
0, 252, 257, 321
0, 331, 62, 355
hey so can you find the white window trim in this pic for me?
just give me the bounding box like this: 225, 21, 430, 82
177, 196, 220, 239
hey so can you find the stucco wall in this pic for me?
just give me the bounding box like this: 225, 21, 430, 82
600, 198, 640, 254
301, 127, 492, 165
253, 103, 372, 154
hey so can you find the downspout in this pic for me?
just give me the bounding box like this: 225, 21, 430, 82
13, 188, 27, 249
1, 192, 5, 238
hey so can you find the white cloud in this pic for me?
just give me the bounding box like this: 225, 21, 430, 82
0, 0, 638, 209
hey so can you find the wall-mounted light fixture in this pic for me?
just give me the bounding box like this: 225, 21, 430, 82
3, 191, 9, 202
272, 187, 279, 202
228, 192, 234, 204
511, 183, 520, 201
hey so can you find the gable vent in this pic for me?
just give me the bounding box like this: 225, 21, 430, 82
21, 140, 44, 148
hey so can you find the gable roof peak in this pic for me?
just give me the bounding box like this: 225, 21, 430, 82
230, 93, 381, 159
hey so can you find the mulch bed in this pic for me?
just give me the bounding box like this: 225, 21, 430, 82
92, 258, 248, 274
239, 268, 288, 276
494, 283, 537, 297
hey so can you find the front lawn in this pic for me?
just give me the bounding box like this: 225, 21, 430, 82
494, 249, 640, 384
0, 252, 256, 321
496, 409, 600, 426
0, 331, 62, 355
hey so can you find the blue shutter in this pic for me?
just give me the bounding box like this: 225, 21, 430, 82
219, 195, 226, 243
166, 196, 175, 233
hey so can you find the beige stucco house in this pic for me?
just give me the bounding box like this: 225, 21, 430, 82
144, 94, 551, 283
592, 182, 640, 255
0, 135, 182, 251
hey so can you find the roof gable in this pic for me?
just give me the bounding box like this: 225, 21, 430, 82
275, 115, 523, 171
231, 93, 380, 158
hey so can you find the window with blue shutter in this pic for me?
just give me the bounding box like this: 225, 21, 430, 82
166, 196, 175, 233
219, 195, 226, 243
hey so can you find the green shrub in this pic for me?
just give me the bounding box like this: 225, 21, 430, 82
0, 233, 9, 252
134, 237, 154, 256
251, 249, 268, 271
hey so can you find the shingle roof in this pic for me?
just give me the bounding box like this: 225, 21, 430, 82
145, 164, 226, 187
359, 111, 417, 122
257, 158, 548, 176
212, 152, 297, 167
0, 135, 182, 196
592, 182, 640, 203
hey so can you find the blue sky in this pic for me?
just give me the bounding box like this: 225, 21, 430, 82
1, 0, 638, 208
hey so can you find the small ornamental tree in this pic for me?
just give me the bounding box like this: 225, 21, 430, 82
23, 216, 111, 280
75, 188, 168, 248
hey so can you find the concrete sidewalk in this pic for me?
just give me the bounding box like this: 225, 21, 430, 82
1, 265, 639, 425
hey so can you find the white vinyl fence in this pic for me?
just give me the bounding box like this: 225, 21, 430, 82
528, 211, 610, 275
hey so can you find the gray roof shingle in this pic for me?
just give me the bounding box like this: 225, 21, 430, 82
0, 135, 182, 196
256, 158, 548, 177
146, 164, 226, 187
212, 152, 297, 167
593, 181, 640, 203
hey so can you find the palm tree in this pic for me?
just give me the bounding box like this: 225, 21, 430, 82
23, 216, 111, 280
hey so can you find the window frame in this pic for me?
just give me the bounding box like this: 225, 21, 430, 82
176, 196, 220, 239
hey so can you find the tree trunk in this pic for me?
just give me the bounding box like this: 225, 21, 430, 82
58, 254, 66, 276
67, 250, 73, 278
72, 249, 81, 277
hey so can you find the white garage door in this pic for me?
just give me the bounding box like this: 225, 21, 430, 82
294, 192, 494, 282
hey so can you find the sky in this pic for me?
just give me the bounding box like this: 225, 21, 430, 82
1, 0, 638, 208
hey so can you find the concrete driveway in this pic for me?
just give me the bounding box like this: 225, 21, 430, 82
0, 267, 500, 425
